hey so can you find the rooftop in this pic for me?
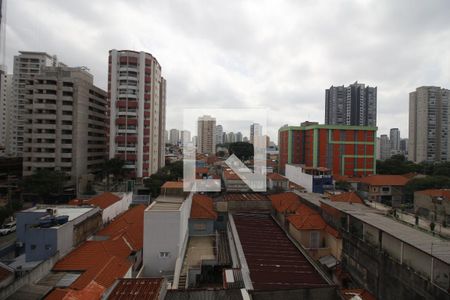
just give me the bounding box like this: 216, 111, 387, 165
358, 174, 410, 186
322, 200, 450, 264
222, 193, 268, 202
329, 192, 364, 204
161, 181, 184, 189
416, 189, 450, 199
191, 194, 217, 220
107, 278, 164, 300
268, 192, 300, 213
22, 206, 96, 223
341, 288, 376, 300
232, 212, 329, 290
267, 173, 288, 181
146, 196, 185, 212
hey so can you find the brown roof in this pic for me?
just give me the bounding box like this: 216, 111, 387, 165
191, 194, 217, 220
341, 289, 376, 300
359, 175, 410, 186
51, 205, 146, 297
268, 192, 300, 213
222, 168, 241, 180
329, 192, 364, 204
222, 193, 268, 202
161, 181, 184, 189
88, 192, 121, 209
416, 189, 450, 199
267, 173, 288, 181
107, 278, 164, 300
288, 213, 327, 230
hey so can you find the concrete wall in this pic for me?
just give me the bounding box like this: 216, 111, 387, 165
102, 192, 132, 223
188, 219, 214, 236
324, 232, 342, 260
286, 165, 313, 192
381, 232, 402, 262
15, 211, 48, 243
403, 243, 432, 279
414, 192, 450, 223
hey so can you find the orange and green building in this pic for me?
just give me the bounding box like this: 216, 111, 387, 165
278, 124, 377, 176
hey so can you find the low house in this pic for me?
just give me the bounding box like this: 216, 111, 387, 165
45, 205, 146, 299
414, 189, 450, 224
70, 192, 132, 223
160, 181, 186, 197
268, 192, 300, 226
266, 173, 289, 191
357, 175, 410, 207
287, 204, 341, 261
189, 194, 217, 236
222, 168, 251, 192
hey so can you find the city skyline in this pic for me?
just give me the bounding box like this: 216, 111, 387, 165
4, 1, 450, 140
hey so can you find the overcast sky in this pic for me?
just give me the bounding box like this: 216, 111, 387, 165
5, 0, 450, 141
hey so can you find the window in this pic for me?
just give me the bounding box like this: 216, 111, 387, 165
45, 244, 52, 250
194, 223, 207, 231
159, 251, 170, 258
30, 244, 37, 250
382, 187, 390, 192
310, 231, 320, 248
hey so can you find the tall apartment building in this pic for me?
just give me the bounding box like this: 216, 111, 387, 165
236, 131, 243, 142
227, 132, 236, 143
197, 115, 216, 154
389, 128, 401, 152
250, 123, 262, 144
0, 69, 12, 156
325, 82, 377, 126
379, 134, 391, 161
409, 86, 449, 163
215, 125, 223, 144
22, 66, 107, 185
108, 49, 166, 178
180, 130, 191, 145
278, 123, 376, 176
13, 52, 59, 156
169, 129, 179, 145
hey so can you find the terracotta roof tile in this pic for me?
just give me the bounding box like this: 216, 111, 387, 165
329, 192, 364, 204
267, 173, 288, 181
268, 192, 300, 213
161, 181, 184, 189
191, 194, 217, 220
416, 189, 450, 199
359, 175, 410, 186
46, 282, 105, 300
196, 167, 209, 174
288, 213, 327, 230
0, 264, 13, 282
108, 278, 164, 300
87, 192, 121, 209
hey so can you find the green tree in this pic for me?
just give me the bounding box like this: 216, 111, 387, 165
376, 155, 420, 175
432, 162, 450, 177
102, 158, 127, 191
404, 176, 450, 202
22, 169, 68, 201
144, 161, 184, 198
228, 142, 254, 161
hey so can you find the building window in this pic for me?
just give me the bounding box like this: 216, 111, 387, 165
310, 231, 320, 248
30, 244, 37, 250
381, 187, 390, 192
194, 223, 207, 231
160, 252, 170, 258
45, 244, 52, 250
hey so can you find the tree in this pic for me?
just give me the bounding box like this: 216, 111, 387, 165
404, 176, 450, 202
102, 158, 127, 191
22, 169, 68, 201
228, 142, 254, 161
376, 155, 421, 175
335, 180, 352, 191
144, 161, 184, 198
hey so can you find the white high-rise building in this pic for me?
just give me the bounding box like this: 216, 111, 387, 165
12, 51, 58, 156
236, 132, 243, 142
250, 123, 262, 144
227, 132, 236, 143
181, 130, 191, 145
390, 128, 400, 151
197, 115, 216, 154
409, 86, 450, 163
169, 129, 179, 145
215, 125, 223, 144
379, 134, 391, 161
0, 69, 12, 156
108, 49, 166, 178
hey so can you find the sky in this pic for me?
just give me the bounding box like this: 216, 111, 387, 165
4, 0, 450, 141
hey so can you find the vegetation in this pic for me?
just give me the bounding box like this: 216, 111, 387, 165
404, 176, 450, 202
22, 169, 68, 201
144, 161, 184, 198
102, 158, 128, 191
228, 142, 254, 161
377, 155, 450, 176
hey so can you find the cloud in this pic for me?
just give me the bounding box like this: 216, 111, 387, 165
5, 0, 450, 141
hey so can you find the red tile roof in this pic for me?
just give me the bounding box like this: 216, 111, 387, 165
46, 281, 105, 300
341, 289, 376, 300
68, 193, 122, 209
222, 168, 241, 180
416, 189, 450, 199
288, 213, 327, 230
191, 194, 217, 220
268, 192, 300, 213
108, 278, 164, 300
329, 192, 364, 204
267, 173, 288, 181
196, 167, 209, 174
50, 205, 146, 298
359, 175, 410, 186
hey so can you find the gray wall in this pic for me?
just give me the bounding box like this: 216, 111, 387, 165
188, 219, 214, 236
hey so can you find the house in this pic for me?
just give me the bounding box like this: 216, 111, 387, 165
285, 164, 334, 194
414, 189, 450, 224
357, 175, 410, 207
266, 173, 289, 191
15, 205, 101, 262
268, 192, 300, 226
189, 194, 217, 236
69, 192, 132, 223
287, 205, 341, 261
45, 205, 146, 299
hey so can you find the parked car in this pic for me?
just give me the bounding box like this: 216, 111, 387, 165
0, 222, 16, 236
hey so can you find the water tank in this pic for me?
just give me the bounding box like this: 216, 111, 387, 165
55, 215, 69, 225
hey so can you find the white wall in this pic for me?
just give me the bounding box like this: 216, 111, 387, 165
285, 164, 313, 192
102, 193, 133, 223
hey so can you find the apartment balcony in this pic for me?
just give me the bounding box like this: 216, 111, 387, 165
119, 66, 138, 72
117, 111, 137, 117
31, 161, 56, 168
117, 128, 137, 134
144, 120, 150, 126
118, 93, 137, 99
117, 146, 136, 152
126, 154, 137, 161
33, 103, 57, 110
